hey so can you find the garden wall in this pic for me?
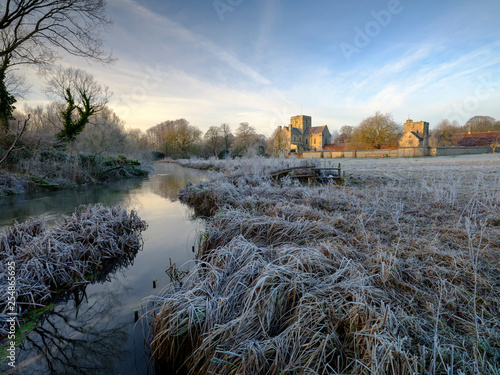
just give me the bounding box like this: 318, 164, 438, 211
295, 146, 492, 159
430, 147, 492, 157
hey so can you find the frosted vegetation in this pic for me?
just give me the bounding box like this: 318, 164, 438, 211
147, 154, 500, 374
0, 205, 147, 336
0, 151, 149, 196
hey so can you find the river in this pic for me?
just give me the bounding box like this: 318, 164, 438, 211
0, 163, 209, 375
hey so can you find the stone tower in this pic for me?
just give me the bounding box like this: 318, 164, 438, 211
401, 119, 429, 147
404, 119, 429, 139
290, 115, 312, 133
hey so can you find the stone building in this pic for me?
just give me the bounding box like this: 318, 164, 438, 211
399, 119, 429, 147
279, 115, 331, 152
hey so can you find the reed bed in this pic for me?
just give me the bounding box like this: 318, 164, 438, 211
148, 155, 500, 374
0, 204, 147, 336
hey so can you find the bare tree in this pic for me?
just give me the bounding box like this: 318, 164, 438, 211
0, 0, 113, 140
45, 66, 110, 144
232, 122, 257, 156
353, 112, 401, 149
19, 102, 60, 149
0, 0, 113, 66
0, 57, 15, 134
337, 125, 354, 143
0, 114, 29, 164
74, 106, 127, 156
173, 119, 201, 158
268, 127, 289, 157
219, 123, 233, 151
147, 120, 175, 156
146, 119, 201, 158
204, 126, 222, 157
464, 116, 498, 133
430, 119, 461, 147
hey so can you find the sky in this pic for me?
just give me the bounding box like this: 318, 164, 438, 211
18, 0, 500, 136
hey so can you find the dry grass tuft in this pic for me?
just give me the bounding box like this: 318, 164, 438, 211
148, 155, 500, 374
0, 204, 147, 336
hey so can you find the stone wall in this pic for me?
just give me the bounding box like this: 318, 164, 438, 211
430, 147, 492, 157
295, 146, 491, 159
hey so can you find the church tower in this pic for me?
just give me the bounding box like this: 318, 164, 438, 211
290, 115, 312, 133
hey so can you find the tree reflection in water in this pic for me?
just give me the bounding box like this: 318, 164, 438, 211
13, 250, 152, 375
149, 163, 209, 202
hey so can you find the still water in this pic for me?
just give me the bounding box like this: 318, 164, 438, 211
0, 163, 209, 375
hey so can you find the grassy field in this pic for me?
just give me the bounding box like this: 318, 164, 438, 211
147, 155, 500, 374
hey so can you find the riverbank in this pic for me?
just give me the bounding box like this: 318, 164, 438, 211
0, 164, 209, 375
0, 151, 150, 196
0, 204, 147, 341
147, 155, 500, 374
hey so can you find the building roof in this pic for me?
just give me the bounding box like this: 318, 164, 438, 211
304, 125, 327, 135
409, 131, 424, 141
455, 131, 500, 139
283, 126, 302, 135
453, 131, 500, 147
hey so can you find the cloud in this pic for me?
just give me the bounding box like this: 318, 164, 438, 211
254, 0, 281, 63
109, 0, 271, 86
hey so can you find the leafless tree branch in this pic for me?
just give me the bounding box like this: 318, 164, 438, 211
0, 0, 114, 67
0, 113, 30, 164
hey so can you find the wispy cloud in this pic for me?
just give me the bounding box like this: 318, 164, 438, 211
254, 0, 281, 64
111, 0, 271, 86
17, 0, 500, 134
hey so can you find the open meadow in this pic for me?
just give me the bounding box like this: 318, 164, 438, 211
147, 154, 500, 374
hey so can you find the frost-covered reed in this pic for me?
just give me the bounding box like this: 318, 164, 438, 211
147, 155, 500, 374
175, 155, 324, 172
0, 204, 147, 336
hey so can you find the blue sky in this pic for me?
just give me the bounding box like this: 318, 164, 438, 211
20, 0, 500, 136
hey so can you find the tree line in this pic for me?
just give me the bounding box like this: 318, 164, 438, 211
146, 120, 270, 159
335, 114, 500, 149
0, 0, 138, 165
2, 2, 498, 164
0, 1, 284, 163
428, 116, 500, 147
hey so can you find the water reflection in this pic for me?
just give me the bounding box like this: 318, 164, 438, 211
16, 287, 130, 375
0, 178, 143, 229
0, 163, 209, 375
148, 163, 211, 201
